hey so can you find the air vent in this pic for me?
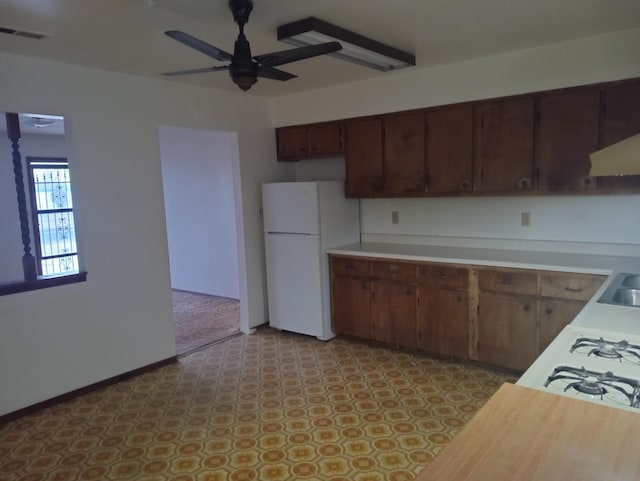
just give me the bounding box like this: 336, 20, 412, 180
0, 26, 46, 39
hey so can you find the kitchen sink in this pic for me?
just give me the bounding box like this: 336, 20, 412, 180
598, 273, 640, 308
622, 274, 640, 289
613, 288, 640, 307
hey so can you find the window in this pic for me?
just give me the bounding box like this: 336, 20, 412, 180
27, 157, 79, 276
1, 111, 86, 295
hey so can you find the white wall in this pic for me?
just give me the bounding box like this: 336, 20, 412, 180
360, 196, 640, 256
159, 126, 240, 299
274, 27, 640, 255
0, 52, 293, 416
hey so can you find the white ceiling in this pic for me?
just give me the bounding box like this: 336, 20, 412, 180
1, 0, 639, 98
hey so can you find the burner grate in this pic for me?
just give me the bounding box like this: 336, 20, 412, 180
545, 365, 640, 408
570, 336, 640, 363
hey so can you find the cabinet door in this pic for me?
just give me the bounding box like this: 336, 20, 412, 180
345, 118, 384, 197
277, 126, 308, 160
332, 276, 373, 340
417, 287, 469, 359
383, 112, 426, 195
477, 291, 537, 371
308, 122, 343, 157
473, 97, 535, 192
536, 88, 600, 191
599, 80, 640, 190
539, 298, 585, 355
425, 105, 473, 193
372, 280, 417, 350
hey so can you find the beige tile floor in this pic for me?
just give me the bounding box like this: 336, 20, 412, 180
0, 328, 516, 481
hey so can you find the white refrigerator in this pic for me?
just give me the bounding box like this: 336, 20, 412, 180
262, 181, 360, 340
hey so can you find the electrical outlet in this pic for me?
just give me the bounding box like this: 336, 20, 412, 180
391, 211, 400, 224
521, 211, 531, 227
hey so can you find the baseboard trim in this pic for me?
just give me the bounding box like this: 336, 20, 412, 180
0, 356, 178, 424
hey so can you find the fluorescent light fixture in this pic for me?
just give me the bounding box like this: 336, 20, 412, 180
277, 17, 415, 72
589, 133, 640, 176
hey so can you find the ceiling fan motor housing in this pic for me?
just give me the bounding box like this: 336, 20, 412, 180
230, 34, 258, 90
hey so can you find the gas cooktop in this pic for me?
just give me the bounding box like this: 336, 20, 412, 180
518, 325, 640, 412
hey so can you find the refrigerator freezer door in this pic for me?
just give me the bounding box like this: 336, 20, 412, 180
262, 182, 320, 235
264, 233, 325, 338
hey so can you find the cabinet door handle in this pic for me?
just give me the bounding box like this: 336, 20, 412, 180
498, 278, 513, 285
545, 307, 553, 315
518, 177, 531, 189
582, 176, 595, 187
460, 180, 471, 191
565, 287, 583, 293
523, 304, 531, 312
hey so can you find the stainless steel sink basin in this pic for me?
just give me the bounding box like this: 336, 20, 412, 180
613, 288, 640, 307
622, 275, 640, 289
597, 273, 640, 308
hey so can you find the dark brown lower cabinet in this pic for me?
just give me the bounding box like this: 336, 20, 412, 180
331, 275, 373, 340
538, 298, 584, 355
330, 255, 605, 373
417, 287, 469, 359
477, 291, 538, 372
372, 281, 417, 350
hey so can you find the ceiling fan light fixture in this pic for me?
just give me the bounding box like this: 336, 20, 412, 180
277, 17, 415, 72
233, 75, 258, 91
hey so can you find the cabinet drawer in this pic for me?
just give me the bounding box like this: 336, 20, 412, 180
478, 269, 537, 295
372, 260, 416, 282
331, 257, 370, 277
418, 264, 468, 288
539, 274, 605, 301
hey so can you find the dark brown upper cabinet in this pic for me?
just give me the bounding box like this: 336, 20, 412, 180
276, 122, 343, 161
276, 125, 307, 160
536, 87, 600, 191
425, 105, 473, 194
383, 111, 426, 195
473, 97, 535, 193
598, 79, 640, 190
279, 76, 640, 197
344, 117, 384, 197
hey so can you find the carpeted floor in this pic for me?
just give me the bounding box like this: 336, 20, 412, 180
172, 290, 241, 355
0, 328, 517, 481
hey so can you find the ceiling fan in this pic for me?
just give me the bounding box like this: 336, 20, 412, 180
163, 0, 342, 91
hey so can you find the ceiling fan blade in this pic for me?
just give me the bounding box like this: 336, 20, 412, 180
257, 66, 297, 81
254, 41, 342, 68
163, 66, 229, 77
165, 30, 233, 62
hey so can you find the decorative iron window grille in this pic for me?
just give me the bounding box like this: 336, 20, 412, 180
27, 157, 79, 276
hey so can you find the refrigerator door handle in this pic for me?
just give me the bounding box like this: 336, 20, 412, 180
266, 231, 315, 236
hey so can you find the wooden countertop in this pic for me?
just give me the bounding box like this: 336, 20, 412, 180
414, 383, 640, 481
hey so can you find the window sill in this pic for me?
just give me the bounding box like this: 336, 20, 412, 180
0, 271, 87, 296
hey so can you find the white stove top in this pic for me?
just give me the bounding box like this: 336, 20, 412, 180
518, 325, 640, 412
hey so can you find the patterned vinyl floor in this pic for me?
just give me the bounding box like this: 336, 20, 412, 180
0, 328, 516, 481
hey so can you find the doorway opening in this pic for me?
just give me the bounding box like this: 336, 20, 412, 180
171, 290, 240, 354
159, 126, 242, 355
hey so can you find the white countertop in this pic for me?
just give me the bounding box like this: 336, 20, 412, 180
327, 241, 640, 336
328, 241, 640, 274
